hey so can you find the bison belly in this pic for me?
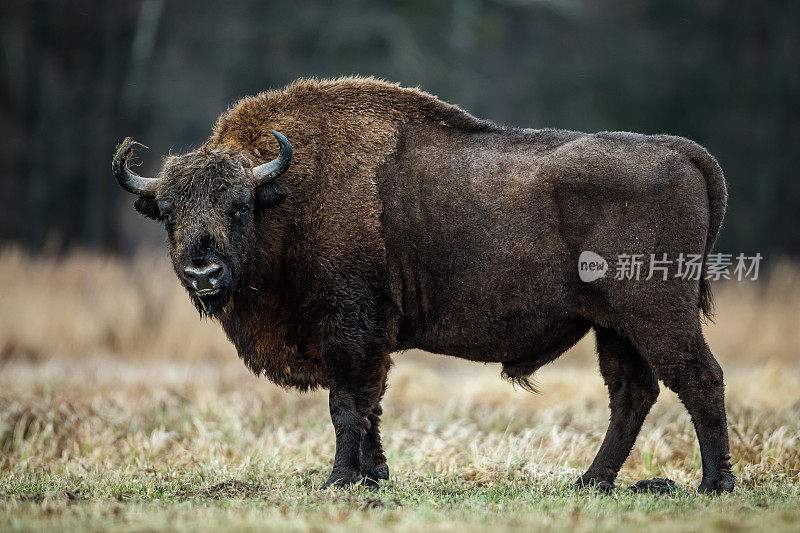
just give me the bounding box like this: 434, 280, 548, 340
378, 127, 712, 368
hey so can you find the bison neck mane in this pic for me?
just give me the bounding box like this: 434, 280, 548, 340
217, 281, 327, 392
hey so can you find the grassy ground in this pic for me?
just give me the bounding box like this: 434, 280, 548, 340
1, 250, 799, 531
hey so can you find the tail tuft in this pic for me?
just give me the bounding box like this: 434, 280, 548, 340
698, 277, 715, 320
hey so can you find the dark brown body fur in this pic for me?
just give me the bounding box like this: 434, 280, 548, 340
128, 77, 734, 493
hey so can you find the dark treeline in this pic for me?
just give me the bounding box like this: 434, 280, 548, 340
1, 0, 798, 256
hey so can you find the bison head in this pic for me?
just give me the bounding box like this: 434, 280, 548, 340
112, 131, 292, 316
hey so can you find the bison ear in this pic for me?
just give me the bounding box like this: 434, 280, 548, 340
255, 183, 290, 213
134, 197, 161, 220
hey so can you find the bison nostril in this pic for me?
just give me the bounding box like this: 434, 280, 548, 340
183, 262, 224, 292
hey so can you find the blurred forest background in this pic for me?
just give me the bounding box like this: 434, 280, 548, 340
0, 0, 798, 258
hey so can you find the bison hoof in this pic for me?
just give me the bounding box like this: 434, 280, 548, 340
320, 468, 373, 490
573, 475, 615, 493
698, 470, 735, 494
363, 462, 389, 482
629, 478, 678, 495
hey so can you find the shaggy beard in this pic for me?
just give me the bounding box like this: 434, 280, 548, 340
190, 287, 231, 318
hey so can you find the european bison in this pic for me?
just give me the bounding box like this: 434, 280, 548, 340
113, 77, 733, 493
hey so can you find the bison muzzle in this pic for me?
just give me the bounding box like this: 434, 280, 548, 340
113, 77, 734, 494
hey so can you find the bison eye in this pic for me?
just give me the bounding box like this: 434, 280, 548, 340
236, 205, 249, 218
158, 200, 175, 226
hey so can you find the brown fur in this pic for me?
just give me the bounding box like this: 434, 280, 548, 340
119, 77, 732, 493
207, 78, 501, 390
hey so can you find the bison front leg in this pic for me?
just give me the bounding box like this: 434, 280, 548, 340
320, 338, 390, 490
361, 399, 389, 484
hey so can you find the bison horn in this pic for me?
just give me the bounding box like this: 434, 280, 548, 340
251, 130, 292, 186
112, 137, 160, 196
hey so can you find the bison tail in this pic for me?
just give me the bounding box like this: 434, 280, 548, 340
651, 135, 727, 320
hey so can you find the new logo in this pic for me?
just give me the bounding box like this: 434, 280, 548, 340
578, 251, 608, 282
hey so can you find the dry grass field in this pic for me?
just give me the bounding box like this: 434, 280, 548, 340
1, 248, 799, 531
